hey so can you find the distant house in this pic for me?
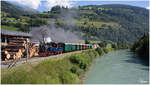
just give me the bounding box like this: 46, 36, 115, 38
8, 20, 15, 22
74, 40, 85, 44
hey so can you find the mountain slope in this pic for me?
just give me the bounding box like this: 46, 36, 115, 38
53, 4, 149, 44
1, 3, 149, 44
1, 1, 39, 15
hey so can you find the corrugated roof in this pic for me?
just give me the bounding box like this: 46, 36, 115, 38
1, 29, 31, 37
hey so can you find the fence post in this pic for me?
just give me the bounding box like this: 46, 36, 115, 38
26, 41, 29, 62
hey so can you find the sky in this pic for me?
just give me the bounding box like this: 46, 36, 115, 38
5, 0, 150, 12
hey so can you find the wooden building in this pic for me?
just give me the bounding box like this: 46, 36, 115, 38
1, 30, 34, 61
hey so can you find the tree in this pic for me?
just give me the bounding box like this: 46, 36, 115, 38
51, 5, 61, 13
85, 39, 90, 44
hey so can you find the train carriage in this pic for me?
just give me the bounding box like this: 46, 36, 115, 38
82, 44, 86, 50
64, 43, 72, 52
39, 42, 93, 57
71, 44, 76, 51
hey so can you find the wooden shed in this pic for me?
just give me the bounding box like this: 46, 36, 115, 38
1, 30, 32, 61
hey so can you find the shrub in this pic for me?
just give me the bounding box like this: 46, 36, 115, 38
70, 65, 84, 76
70, 56, 87, 70
103, 48, 109, 53
2, 49, 98, 84
95, 47, 104, 56
59, 71, 78, 84
70, 54, 90, 70
70, 54, 82, 64
111, 43, 118, 49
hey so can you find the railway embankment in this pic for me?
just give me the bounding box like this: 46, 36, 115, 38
1, 48, 114, 84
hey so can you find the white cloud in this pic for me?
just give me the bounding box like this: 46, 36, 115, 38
3, 0, 71, 9
7, 0, 41, 9
146, 6, 150, 9
45, 0, 72, 10
3, 0, 148, 9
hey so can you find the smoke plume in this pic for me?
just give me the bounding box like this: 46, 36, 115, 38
30, 23, 81, 43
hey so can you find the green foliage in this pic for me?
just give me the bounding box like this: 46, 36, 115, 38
60, 72, 78, 84
1, 49, 99, 84
51, 5, 62, 13
95, 47, 104, 56
1, 1, 39, 15
2, 2, 148, 44
1, 25, 19, 31
117, 42, 129, 49
98, 41, 107, 47
75, 5, 148, 44
85, 39, 90, 44
28, 18, 48, 27
102, 48, 109, 53
131, 33, 149, 63
70, 54, 88, 70
70, 50, 98, 71
70, 66, 84, 76
111, 43, 118, 49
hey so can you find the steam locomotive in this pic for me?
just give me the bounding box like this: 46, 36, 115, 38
39, 42, 92, 56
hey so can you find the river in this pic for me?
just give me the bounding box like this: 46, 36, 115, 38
84, 49, 149, 84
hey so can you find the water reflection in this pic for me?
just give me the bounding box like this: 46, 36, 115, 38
124, 51, 149, 66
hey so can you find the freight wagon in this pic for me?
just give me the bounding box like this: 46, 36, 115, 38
39, 42, 92, 57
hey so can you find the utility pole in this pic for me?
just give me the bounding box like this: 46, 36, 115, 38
26, 41, 29, 62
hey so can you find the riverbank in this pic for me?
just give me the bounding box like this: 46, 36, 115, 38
83, 49, 149, 84
1, 49, 97, 84
1, 47, 115, 84
80, 47, 115, 83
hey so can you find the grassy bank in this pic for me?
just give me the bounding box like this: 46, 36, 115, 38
1, 48, 112, 84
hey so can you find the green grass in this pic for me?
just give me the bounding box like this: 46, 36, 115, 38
1, 49, 100, 84
7, 18, 16, 20
75, 19, 119, 28
79, 10, 97, 15
1, 25, 20, 31
1, 47, 115, 84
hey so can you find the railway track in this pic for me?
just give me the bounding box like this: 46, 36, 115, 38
1, 50, 85, 69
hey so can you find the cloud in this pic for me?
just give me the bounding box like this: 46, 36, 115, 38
45, 0, 72, 10
146, 6, 150, 9
6, 0, 41, 9
3, 0, 71, 9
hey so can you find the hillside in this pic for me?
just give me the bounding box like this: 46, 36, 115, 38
1, 1, 39, 15
53, 5, 149, 44
1, 1, 47, 32
1, 2, 149, 44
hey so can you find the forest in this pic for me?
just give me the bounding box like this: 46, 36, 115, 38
131, 33, 149, 64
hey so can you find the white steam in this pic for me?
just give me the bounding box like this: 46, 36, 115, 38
30, 24, 81, 43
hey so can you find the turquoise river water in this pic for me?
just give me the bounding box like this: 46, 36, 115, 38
84, 49, 149, 84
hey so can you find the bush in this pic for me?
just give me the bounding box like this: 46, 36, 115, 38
70, 50, 98, 71
70, 54, 88, 70
60, 71, 78, 84
95, 47, 104, 56
111, 43, 118, 49
103, 48, 109, 53
1, 49, 98, 84
70, 65, 84, 76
